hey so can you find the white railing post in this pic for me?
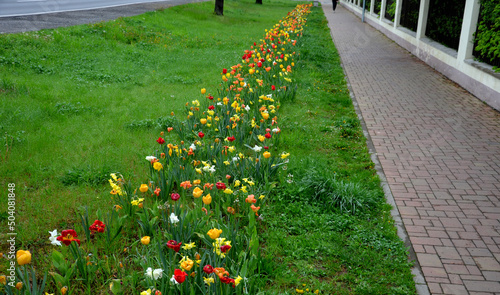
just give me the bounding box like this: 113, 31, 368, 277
416, 0, 430, 39
394, 0, 403, 27
380, 0, 387, 20
457, 0, 481, 61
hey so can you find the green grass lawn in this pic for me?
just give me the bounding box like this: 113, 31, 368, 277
0, 0, 416, 293
0, 0, 298, 244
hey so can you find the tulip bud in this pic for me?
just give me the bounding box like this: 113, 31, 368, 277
141, 236, 150, 245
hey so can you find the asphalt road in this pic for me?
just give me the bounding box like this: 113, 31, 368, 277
0, 0, 207, 34
0, 0, 179, 17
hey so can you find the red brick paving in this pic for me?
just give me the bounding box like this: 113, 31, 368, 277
322, 3, 500, 295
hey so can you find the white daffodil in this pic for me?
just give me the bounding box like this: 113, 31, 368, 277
251, 145, 262, 152
145, 267, 163, 280
145, 156, 157, 162
244, 105, 250, 112
189, 143, 196, 151
49, 229, 61, 246
170, 275, 179, 284
170, 213, 179, 224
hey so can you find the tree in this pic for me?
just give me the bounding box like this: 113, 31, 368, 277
214, 0, 224, 15
256, 0, 263, 4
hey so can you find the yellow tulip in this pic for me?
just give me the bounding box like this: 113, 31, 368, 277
207, 228, 222, 239
0, 275, 6, 285
139, 184, 148, 193
193, 187, 204, 198
202, 194, 212, 205
153, 162, 163, 171
201, 88, 206, 94
263, 151, 271, 159
16, 282, 22, 290
261, 112, 269, 120
200, 118, 207, 125
141, 236, 150, 245
180, 257, 194, 271
16, 250, 31, 266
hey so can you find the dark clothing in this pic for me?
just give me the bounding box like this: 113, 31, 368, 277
332, 0, 338, 11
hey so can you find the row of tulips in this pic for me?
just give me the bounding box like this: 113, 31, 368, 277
1, 3, 312, 294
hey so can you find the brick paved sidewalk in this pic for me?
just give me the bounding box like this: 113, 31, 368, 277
322, 3, 500, 295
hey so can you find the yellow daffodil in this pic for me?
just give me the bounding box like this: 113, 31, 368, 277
281, 152, 290, 159
182, 242, 196, 250
234, 276, 243, 286
223, 188, 233, 194
204, 277, 214, 286
131, 198, 144, 206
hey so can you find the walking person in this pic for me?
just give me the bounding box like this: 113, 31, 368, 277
332, 0, 338, 12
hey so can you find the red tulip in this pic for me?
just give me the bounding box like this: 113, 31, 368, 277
208, 105, 215, 110
89, 220, 105, 234
167, 240, 182, 252
220, 245, 231, 253
271, 85, 276, 91
203, 265, 214, 274
174, 269, 187, 283
227, 136, 235, 142
216, 182, 226, 190
198, 131, 205, 138
156, 137, 165, 145
171, 193, 180, 201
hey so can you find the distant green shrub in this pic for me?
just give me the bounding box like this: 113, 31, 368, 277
475, 0, 500, 70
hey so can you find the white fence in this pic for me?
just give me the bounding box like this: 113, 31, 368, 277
341, 0, 500, 111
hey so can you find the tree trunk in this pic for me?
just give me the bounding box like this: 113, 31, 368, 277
214, 0, 224, 15
256, 0, 263, 4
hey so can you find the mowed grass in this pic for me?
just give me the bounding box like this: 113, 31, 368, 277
0, 0, 298, 244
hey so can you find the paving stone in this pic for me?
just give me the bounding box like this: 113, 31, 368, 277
468, 248, 493, 257
441, 284, 469, 295
323, 3, 500, 294
418, 253, 443, 267
474, 257, 500, 271
464, 280, 500, 292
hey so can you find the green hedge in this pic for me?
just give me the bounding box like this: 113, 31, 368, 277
475, 0, 500, 70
